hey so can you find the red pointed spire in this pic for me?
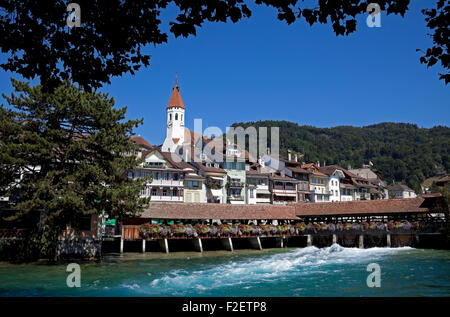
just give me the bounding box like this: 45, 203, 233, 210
167, 76, 185, 109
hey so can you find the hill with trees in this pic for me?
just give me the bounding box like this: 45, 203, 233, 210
230, 121, 450, 193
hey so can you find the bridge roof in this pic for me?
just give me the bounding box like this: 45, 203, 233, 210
140, 202, 299, 220
137, 196, 441, 221
293, 197, 429, 217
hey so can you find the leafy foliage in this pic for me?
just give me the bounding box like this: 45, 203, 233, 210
0, 1, 447, 90
232, 120, 450, 193
0, 79, 149, 261
419, 0, 449, 84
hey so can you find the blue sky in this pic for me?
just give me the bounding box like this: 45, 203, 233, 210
1, 1, 449, 146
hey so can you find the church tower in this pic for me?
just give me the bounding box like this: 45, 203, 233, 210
161, 78, 185, 153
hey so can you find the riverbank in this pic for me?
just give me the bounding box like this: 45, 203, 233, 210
1, 246, 449, 296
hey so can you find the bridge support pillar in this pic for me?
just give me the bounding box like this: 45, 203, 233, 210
249, 237, 262, 250
359, 235, 364, 249
158, 238, 169, 254
306, 234, 313, 247
120, 238, 124, 253
332, 234, 337, 245
221, 238, 233, 252
386, 234, 391, 248
142, 239, 146, 253
192, 238, 203, 252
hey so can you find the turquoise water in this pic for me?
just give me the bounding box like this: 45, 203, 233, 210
0, 245, 449, 296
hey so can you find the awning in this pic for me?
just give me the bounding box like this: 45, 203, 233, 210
209, 176, 224, 180
274, 193, 297, 197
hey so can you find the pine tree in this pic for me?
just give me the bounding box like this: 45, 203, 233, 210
0, 79, 149, 261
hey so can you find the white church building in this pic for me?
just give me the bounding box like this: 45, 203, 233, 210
162, 81, 186, 153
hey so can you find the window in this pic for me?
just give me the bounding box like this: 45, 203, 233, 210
162, 188, 168, 196
169, 113, 172, 121
152, 188, 158, 196
250, 188, 254, 198
175, 113, 178, 120
173, 188, 178, 196
186, 193, 192, 202
181, 114, 183, 121
194, 193, 200, 202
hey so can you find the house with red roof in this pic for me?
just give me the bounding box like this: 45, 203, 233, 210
131, 148, 201, 203
301, 163, 330, 202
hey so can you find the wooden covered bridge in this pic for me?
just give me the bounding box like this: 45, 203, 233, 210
108, 194, 448, 253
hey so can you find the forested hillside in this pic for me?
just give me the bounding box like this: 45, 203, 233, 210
230, 121, 450, 193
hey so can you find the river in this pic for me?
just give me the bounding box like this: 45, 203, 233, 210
0, 245, 449, 296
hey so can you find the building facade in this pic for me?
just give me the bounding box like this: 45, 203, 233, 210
302, 163, 329, 202
388, 184, 417, 199
270, 174, 298, 205
246, 170, 271, 204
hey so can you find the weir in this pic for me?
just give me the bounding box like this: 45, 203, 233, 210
221, 238, 233, 251
249, 237, 263, 250
99, 195, 448, 255
159, 239, 169, 254
106, 231, 447, 254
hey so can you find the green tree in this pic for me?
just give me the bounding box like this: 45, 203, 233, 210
0, 0, 448, 91
231, 120, 450, 193
0, 79, 149, 261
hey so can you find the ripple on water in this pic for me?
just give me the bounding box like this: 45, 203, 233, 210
0, 245, 449, 296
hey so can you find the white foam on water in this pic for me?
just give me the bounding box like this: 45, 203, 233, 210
141, 245, 413, 295
120, 283, 140, 290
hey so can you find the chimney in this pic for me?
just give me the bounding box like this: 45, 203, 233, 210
294, 154, 298, 162
281, 170, 285, 177
323, 160, 326, 167
287, 150, 292, 161
316, 160, 320, 167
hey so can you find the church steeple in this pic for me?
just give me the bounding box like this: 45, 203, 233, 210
167, 75, 185, 109
162, 75, 186, 153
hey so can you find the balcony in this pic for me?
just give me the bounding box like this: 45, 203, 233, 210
272, 188, 297, 196
227, 195, 244, 201
256, 197, 271, 204
150, 195, 184, 202
228, 181, 245, 188
150, 179, 184, 186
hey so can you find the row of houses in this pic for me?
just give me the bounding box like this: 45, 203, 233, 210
129, 81, 418, 205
